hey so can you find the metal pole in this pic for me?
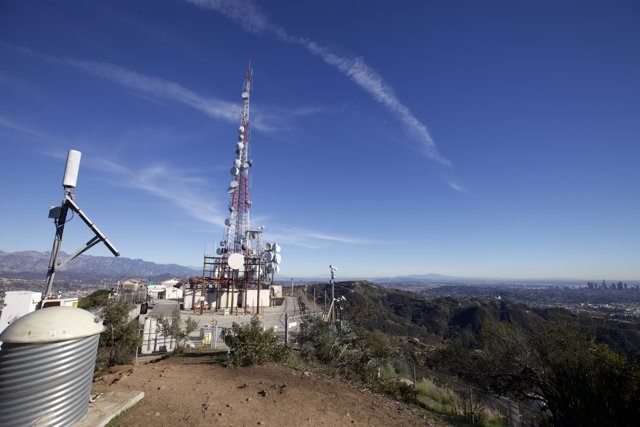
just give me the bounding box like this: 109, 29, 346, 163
213, 321, 218, 349
324, 290, 327, 314
43, 193, 71, 300
331, 279, 335, 322
256, 270, 261, 316
284, 313, 289, 344
413, 365, 417, 388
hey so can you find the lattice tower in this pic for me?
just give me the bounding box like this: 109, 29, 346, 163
225, 63, 253, 253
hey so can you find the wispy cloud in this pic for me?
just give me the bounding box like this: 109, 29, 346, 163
2, 97, 368, 248
0, 115, 49, 140
62, 56, 243, 125
91, 157, 227, 226
264, 226, 374, 249
447, 180, 465, 192
3, 43, 324, 132
0, 114, 227, 227
186, 0, 451, 166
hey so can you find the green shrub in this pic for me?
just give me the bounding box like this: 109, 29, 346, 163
78, 289, 110, 309
381, 379, 417, 403
223, 319, 290, 366
98, 299, 141, 367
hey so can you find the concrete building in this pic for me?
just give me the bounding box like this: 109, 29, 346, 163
121, 279, 143, 292
183, 287, 271, 312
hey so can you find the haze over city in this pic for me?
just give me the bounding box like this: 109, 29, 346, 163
1, 0, 638, 280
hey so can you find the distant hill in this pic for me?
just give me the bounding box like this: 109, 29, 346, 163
320, 280, 640, 363
0, 250, 199, 280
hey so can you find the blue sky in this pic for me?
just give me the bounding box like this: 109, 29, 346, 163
1, 0, 638, 280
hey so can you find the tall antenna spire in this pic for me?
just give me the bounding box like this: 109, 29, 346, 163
225, 61, 253, 252
196, 63, 282, 317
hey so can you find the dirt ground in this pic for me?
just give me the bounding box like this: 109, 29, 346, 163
92, 353, 440, 427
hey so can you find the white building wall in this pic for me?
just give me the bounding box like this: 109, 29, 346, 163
183, 288, 271, 311
244, 289, 271, 308
165, 287, 183, 300
0, 291, 42, 335
270, 285, 283, 298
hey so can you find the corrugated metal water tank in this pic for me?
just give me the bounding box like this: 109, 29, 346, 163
0, 306, 104, 426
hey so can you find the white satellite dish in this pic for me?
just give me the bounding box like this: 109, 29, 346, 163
242, 91, 249, 99
239, 125, 245, 133
234, 159, 241, 168
230, 167, 239, 176
265, 243, 272, 251
225, 218, 232, 226
236, 142, 244, 150
274, 265, 281, 273
264, 252, 274, 262
273, 243, 281, 254
228, 253, 245, 270
243, 162, 250, 169
227, 187, 235, 194
230, 180, 238, 188
274, 254, 282, 264
239, 134, 244, 140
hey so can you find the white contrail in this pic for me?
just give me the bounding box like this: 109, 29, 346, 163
185, 0, 451, 165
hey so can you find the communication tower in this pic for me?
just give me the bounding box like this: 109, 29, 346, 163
194, 63, 282, 314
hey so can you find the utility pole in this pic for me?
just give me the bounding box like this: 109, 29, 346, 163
329, 265, 337, 322
284, 313, 289, 344
324, 290, 327, 314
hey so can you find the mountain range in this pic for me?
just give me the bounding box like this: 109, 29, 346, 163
0, 250, 199, 280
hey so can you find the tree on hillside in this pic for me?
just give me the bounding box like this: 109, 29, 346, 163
99, 299, 141, 367
440, 320, 640, 426
154, 309, 198, 351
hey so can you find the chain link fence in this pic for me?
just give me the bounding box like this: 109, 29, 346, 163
393, 358, 543, 427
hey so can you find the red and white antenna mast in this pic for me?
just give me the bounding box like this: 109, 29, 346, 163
225, 60, 253, 253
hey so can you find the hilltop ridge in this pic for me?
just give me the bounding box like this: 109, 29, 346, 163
0, 250, 198, 279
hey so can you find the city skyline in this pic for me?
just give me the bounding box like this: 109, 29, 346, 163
0, 1, 638, 280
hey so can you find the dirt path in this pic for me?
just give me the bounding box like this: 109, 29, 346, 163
93, 354, 440, 427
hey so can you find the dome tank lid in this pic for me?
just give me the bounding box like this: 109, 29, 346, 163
0, 306, 104, 344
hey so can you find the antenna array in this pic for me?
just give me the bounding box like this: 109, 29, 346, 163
194, 64, 282, 315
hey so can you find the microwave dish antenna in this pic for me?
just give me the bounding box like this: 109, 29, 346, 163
228, 253, 245, 270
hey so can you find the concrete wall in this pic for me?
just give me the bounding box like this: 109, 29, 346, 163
243, 289, 271, 308
183, 288, 271, 311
